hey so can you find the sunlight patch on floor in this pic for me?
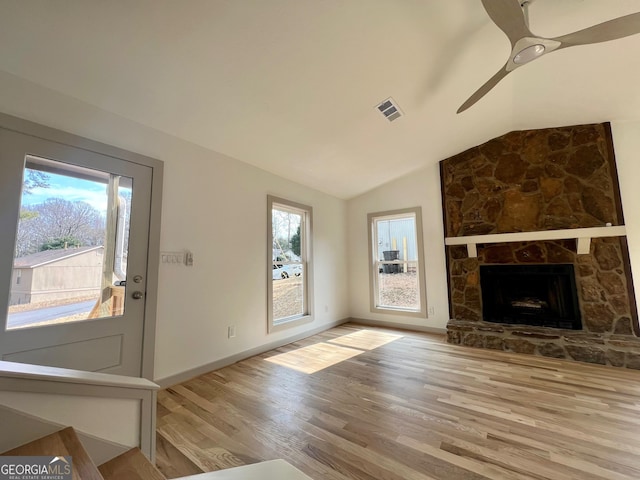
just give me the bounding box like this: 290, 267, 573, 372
265, 330, 403, 374
265, 342, 363, 374
328, 329, 403, 350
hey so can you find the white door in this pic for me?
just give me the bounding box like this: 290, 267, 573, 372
0, 126, 154, 377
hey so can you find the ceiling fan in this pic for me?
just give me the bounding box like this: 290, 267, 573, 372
457, 0, 640, 113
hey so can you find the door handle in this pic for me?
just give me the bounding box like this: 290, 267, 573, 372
132, 291, 144, 300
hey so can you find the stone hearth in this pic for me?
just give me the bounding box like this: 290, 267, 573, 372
440, 123, 640, 368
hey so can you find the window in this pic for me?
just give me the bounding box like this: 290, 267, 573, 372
268, 196, 313, 332
6, 155, 132, 330
368, 207, 427, 317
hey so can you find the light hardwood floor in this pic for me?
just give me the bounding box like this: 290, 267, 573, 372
156, 323, 640, 480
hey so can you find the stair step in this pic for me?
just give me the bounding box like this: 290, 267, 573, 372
1, 426, 103, 480
156, 433, 202, 478
98, 448, 165, 480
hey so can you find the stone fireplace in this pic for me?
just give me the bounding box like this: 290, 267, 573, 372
441, 123, 640, 368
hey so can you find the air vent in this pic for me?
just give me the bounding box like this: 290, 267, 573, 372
376, 97, 403, 122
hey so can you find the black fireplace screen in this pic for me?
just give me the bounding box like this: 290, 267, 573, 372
479, 264, 582, 330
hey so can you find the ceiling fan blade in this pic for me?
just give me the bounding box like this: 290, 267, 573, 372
457, 63, 511, 114
481, 0, 532, 46
553, 12, 640, 48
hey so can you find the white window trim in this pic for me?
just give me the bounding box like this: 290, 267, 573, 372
267, 195, 313, 333
367, 207, 428, 318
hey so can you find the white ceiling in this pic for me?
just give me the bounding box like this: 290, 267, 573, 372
1, 0, 640, 199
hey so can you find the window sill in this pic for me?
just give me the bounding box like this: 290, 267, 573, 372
268, 314, 313, 333
370, 306, 427, 319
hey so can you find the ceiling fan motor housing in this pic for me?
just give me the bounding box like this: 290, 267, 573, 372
508, 37, 561, 71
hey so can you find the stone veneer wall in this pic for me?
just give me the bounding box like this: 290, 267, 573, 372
441, 123, 640, 368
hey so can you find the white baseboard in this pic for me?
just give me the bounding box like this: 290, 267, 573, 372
155, 318, 350, 388
348, 317, 447, 335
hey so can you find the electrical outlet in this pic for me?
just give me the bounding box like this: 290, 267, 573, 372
324, 304, 329, 313
228, 325, 236, 339
428, 306, 435, 316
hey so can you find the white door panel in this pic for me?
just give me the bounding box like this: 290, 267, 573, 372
0, 126, 153, 377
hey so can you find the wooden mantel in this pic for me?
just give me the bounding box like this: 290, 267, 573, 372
444, 225, 627, 258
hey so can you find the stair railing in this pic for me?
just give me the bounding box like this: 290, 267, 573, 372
0, 360, 159, 461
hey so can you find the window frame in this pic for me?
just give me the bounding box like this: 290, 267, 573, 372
267, 195, 313, 333
367, 206, 428, 318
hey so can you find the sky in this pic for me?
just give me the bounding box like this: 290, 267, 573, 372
23, 170, 109, 213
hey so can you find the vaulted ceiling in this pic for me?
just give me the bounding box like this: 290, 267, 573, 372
1, 0, 639, 198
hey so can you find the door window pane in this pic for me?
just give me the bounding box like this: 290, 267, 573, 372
7, 156, 132, 330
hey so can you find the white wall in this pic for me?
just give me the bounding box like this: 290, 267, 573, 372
347, 161, 450, 332
0, 391, 139, 446
0, 71, 350, 382
155, 149, 349, 380
610, 121, 640, 314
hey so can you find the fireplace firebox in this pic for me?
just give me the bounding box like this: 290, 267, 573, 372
480, 264, 581, 330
